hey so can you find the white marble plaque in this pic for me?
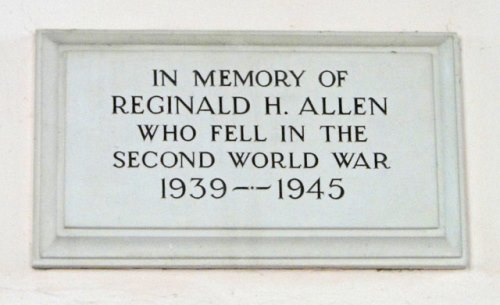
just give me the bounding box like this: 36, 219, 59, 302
33, 30, 467, 268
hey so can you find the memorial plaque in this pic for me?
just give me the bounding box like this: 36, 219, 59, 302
33, 30, 467, 268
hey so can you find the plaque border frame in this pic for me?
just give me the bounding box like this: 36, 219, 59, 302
33, 30, 467, 269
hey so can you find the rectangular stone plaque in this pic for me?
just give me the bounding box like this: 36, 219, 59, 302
33, 30, 467, 268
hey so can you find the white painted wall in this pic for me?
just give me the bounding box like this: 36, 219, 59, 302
0, 0, 498, 304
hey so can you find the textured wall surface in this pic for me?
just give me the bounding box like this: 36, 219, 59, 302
0, 1, 498, 304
